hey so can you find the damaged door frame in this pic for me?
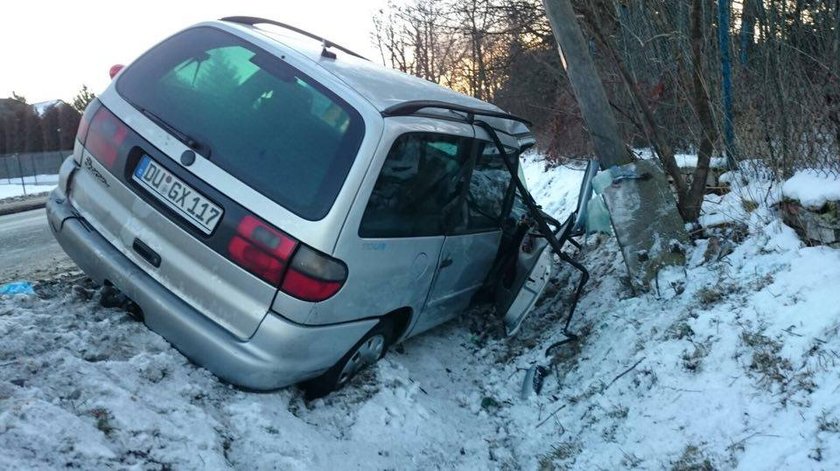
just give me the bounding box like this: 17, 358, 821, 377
382, 101, 591, 341
474, 120, 590, 342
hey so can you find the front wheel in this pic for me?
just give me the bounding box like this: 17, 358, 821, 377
302, 320, 393, 399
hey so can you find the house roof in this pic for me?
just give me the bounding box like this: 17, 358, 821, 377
32, 99, 64, 116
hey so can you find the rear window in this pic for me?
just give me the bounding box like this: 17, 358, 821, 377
117, 26, 365, 220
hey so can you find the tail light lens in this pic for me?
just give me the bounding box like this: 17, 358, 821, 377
228, 216, 297, 285
84, 106, 130, 168
227, 215, 347, 301
75, 99, 102, 147
281, 246, 347, 301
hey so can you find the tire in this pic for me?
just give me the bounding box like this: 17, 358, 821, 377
302, 319, 394, 399
99, 285, 126, 308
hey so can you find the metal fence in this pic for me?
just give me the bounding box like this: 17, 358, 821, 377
0, 151, 70, 197
607, 0, 840, 179
0, 151, 70, 182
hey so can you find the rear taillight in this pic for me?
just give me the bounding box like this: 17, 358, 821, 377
227, 215, 347, 301
228, 216, 297, 285
84, 106, 130, 168
281, 246, 347, 302
75, 99, 101, 147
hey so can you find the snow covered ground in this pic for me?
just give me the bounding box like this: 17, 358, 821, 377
782, 169, 840, 209
0, 174, 58, 199
1, 156, 839, 469
634, 148, 729, 169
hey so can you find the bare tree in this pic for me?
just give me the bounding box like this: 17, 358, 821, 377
684, 0, 718, 221
373, 0, 840, 216
372, 0, 465, 88
72, 85, 96, 114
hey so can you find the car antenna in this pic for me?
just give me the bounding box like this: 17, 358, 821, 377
320, 40, 337, 60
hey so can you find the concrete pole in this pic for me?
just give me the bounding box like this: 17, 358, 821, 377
542, 0, 631, 169
542, 0, 688, 291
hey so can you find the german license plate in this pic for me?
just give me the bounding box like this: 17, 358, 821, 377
133, 155, 223, 234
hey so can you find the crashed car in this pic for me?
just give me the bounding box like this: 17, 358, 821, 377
47, 16, 551, 396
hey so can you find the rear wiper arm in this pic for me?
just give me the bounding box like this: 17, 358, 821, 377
140, 108, 211, 158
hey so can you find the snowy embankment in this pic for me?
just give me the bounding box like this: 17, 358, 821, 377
1, 156, 839, 469
501, 158, 840, 468
0, 174, 58, 200
782, 169, 840, 210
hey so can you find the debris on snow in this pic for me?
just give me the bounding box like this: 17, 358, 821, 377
776, 170, 840, 247
782, 170, 840, 210
0, 281, 34, 295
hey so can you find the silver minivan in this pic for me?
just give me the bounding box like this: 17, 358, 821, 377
47, 17, 552, 396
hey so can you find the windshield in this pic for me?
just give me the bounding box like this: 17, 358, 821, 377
116, 26, 365, 220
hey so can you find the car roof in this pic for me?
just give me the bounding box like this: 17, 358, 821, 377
226, 21, 500, 113
216, 19, 533, 142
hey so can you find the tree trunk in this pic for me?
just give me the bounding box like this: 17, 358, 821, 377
681, 0, 719, 221
739, 0, 756, 65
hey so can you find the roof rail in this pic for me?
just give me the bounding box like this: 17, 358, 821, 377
381, 100, 532, 127
220, 16, 370, 61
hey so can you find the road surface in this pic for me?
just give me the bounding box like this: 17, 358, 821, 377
0, 208, 75, 282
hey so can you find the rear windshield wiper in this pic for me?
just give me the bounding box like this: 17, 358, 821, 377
140, 107, 212, 158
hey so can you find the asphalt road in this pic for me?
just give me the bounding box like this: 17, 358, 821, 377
0, 208, 75, 283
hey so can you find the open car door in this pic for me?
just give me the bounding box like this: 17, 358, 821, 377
495, 234, 553, 336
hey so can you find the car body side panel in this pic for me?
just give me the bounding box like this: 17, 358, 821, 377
410, 230, 501, 336
298, 117, 476, 328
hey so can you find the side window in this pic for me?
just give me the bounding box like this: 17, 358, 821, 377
510, 188, 529, 221
360, 133, 470, 238
466, 142, 516, 231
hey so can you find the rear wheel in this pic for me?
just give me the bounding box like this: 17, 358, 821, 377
302, 319, 394, 399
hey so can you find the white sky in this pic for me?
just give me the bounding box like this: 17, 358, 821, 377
0, 0, 391, 104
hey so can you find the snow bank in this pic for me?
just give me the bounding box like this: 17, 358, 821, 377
674, 153, 728, 169
479, 158, 840, 468
634, 148, 727, 169
0, 174, 58, 199
0, 183, 55, 199
782, 169, 840, 209
520, 153, 586, 219
0, 280, 506, 469
2, 155, 839, 469
0, 174, 59, 186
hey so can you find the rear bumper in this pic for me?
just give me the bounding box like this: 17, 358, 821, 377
46, 188, 376, 390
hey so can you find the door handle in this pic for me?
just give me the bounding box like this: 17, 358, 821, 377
439, 257, 453, 269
